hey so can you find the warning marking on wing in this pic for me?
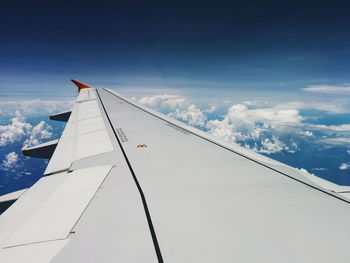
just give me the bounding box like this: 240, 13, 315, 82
137, 144, 148, 148
116, 128, 129, 143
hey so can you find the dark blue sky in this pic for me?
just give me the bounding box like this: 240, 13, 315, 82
1, 0, 350, 97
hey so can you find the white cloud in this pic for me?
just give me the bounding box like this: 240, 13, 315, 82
137, 93, 349, 153
259, 137, 287, 154
302, 85, 350, 95
205, 103, 303, 154
139, 94, 207, 127
306, 124, 350, 132
312, 167, 327, 171
138, 95, 188, 110
0, 99, 74, 117
168, 104, 206, 127
0, 111, 53, 148
204, 105, 217, 113
347, 150, 350, 155
2, 152, 19, 169
303, 131, 313, 137
0, 111, 32, 146
277, 100, 349, 114
318, 138, 350, 147
339, 163, 350, 170
23, 121, 53, 148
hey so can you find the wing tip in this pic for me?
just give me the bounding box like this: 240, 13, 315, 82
22, 149, 29, 157
70, 79, 93, 91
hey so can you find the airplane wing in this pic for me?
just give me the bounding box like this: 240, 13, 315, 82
1, 80, 350, 262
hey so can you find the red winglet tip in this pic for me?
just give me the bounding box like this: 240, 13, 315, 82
70, 79, 93, 91
22, 149, 29, 156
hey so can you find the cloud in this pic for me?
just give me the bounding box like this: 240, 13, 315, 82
0, 99, 74, 117
138, 95, 188, 110
205, 103, 303, 154
306, 124, 350, 132
168, 104, 206, 127
0, 111, 53, 148
339, 163, 350, 170
0, 111, 32, 146
318, 138, 350, 147
204, 105, 217, 113
137, 93, 350, 153
2, 152, 19, 169
23, 121, 53, 148
139, 94, 209, 127
302, 85, 350, 95
259, 136, 293, 154
276, 100, 350, 114
312, 167, 327, 171
303, 131, 313, 137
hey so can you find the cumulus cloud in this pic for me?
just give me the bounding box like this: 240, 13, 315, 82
339, 163, 350, 170
137, 93, 350, 153
23, 121, 53, 148
168, 104, 206, 127
303, 131, 313, 137
206, 103, 303, 154
139, 94, 208, 127
302, 85, 350, 95
0, 111, 32, 146
0, 111, 53, 148
259, 137, 289, 154
138, 95, 188, 110
2, 152, 19, 169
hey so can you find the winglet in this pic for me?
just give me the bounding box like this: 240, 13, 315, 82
71, 79, 93, 91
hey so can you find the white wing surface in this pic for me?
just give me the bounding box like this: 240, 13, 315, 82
1, 80, 350, 263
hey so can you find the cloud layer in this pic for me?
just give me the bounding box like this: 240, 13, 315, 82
302, 85, 350, 95
0, 99, 74, 117
138, 94, 350, 155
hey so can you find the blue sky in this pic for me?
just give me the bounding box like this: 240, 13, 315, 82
1, 0, 350, 97
0, 1, 350, 194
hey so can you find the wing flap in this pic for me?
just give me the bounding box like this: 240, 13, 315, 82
0, 165, 112, 248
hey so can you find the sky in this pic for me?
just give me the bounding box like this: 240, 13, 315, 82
1, 0, 350, 97
0, 0, 350, 194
